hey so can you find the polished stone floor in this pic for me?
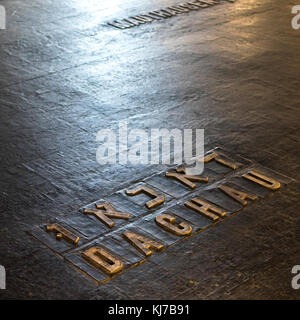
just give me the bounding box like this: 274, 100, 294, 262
0, 0, 300, 299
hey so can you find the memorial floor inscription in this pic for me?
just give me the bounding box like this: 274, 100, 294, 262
28, 147, 294, 284
107, 0, 235, 30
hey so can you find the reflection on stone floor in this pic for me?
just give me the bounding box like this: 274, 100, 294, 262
0, 0, 300, 299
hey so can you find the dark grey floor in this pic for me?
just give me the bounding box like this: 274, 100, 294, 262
0, 0, 300, 299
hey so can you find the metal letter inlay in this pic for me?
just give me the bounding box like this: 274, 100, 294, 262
202, 151, 237, 170
123, 231, 164, 256
190, 1, 209, 8
178, 3, 200, 10
84, 202, 131, 228
107, 20, 132, 29
155, 214, 192, 236
184, 198, 227, 221
219, 185, 258, 206
166, 169, 208, 189
242, 170, 281, 191
125, 185, 165, 209
82, 247, 123, 275
149, 10, 172, 18
46, 223, 80, 245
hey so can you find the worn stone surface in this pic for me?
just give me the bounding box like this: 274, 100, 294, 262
0, 0, 300, 299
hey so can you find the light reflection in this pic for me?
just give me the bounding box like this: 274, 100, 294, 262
67, 0, 121, 15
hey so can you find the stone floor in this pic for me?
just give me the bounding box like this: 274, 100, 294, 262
0, 0, 300, 299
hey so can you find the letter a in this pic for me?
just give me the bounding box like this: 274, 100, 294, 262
123, 231, 164, 256
219, 185, 257, 206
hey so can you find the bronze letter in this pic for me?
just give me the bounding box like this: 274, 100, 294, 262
133, 15, 153, 23
123, 231, 164, 256
46, 223, 79, 245
189, 1, 209, 8
202, 151, 237, 170
185, 198, 227, 220
107, 20, 132, 29
242, 170, 281, 191
155, 214, 192, 236
179, 3, 201, 10
148, 10, 173, 18
219, 185, 257, 205
123, 18, 143, 26
82, 247, 123, 275
165, 171, 208, 189
84, 202, 130, 228
167, 6, 190, 13
126, 185, 164, 209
